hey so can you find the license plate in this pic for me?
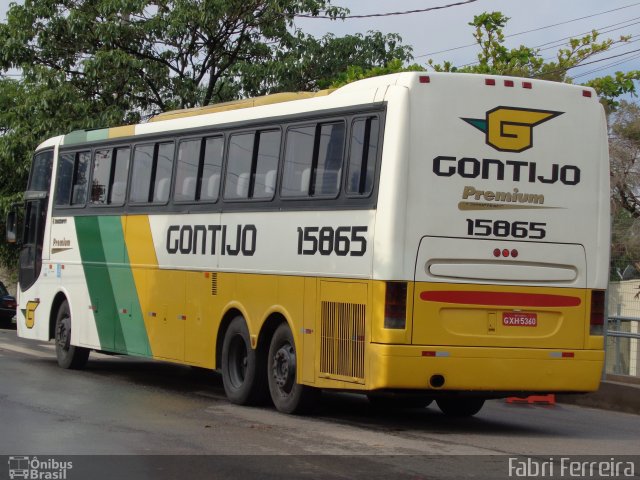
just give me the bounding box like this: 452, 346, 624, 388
502, 312, 537, 327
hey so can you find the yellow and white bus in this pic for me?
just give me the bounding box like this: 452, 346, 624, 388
8, 72, 610, 416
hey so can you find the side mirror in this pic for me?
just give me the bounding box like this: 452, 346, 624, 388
6, 207, 18, 244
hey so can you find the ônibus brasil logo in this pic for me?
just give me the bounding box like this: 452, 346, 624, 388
462, 106, 563, 153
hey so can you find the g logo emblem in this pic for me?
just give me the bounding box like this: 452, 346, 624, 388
462, 107, 562, 153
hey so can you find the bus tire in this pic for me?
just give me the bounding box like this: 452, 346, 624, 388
267, 323, 318, 414
55, 300, 90, 370
221, 316, 268, 405
436, 398, 485, 417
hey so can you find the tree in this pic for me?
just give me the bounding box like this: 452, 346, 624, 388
235, 31, 414, 95
0, 0, 349, 114
610, 101, 640, 218
428, 11, 640, 107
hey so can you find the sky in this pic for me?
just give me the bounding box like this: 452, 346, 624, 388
1, 0, 639, 84
293, 0, 640, 83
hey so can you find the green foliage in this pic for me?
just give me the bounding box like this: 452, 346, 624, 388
233, 31, 414, 96
330, 58, 424, 88
427, 11, 639, 107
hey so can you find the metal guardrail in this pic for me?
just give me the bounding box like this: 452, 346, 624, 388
606, 315, 640, 377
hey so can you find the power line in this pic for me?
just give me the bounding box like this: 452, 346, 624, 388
536, 17, 640, 51
417, 2, 640, 58
295, 0, 478, 19
572, 52, 640, 79
531, 46, 640, 77
455, 21, 640, 69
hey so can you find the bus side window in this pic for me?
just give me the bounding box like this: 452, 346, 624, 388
130, 142, 174, 204
55, 151, 90, 207
199, 136, 224, 202
110, 148, 130, 205
314, 122, 345, 197
282, 126, 315, 197
347, 117, 379, 197
175, 136, 224, 203
91, 147, 130, 206
281, 121, 345, 198
55, 153, 75, 206
91, 149, 112, 204
175, 139, 200, 202
224, 130, 280, 201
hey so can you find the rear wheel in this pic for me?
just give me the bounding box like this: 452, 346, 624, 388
55, 300, 90, 369
221, 316, 268, 405
267, 323, 318, 414
436, 398, 485, 417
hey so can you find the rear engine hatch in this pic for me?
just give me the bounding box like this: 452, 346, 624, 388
412, 236, 587, 349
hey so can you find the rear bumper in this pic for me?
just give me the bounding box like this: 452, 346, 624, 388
368, 343, 603, 393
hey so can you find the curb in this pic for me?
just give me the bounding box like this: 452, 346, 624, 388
556, 380, 640, 415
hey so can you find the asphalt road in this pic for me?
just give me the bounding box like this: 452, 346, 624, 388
1, 326, 638, 480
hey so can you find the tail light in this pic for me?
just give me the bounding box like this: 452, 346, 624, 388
3, 299, 16, 309
590, 290, 605, 335
384, 282, 407, 329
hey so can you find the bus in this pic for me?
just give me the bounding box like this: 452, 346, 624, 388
6, 72, 609, 416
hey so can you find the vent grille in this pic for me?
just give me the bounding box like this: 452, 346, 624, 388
320, 301, 366, 381
211, 273, 218, 296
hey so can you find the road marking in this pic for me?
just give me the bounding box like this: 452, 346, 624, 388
0, 341, 52, 359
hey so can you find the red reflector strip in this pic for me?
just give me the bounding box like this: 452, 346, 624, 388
420, 291, 581, 307
583, 90, 592, 97
504, 80, 514, 87
422, 351, 450, 357
522, 81, 532, 89
485, 78, 496, 86
419, 75, 430, 83
550, 352, 575, 358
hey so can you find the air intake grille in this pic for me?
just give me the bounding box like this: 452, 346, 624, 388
320, 301, 366, 381
211, 273, 218, 296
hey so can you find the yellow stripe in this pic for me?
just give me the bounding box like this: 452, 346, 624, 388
124, 216, 158, 267
108, 125, 136, 139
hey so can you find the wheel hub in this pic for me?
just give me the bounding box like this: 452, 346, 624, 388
57, 316, 71, 351
272, 344, 295, 392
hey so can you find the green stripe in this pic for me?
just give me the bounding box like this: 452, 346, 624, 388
98, 216, 151, 356
63, 128, 109, 146
75, 216, 150, 356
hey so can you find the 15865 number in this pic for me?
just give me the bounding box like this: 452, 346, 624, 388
297, 226, 368, 256
466, 219, 546, 239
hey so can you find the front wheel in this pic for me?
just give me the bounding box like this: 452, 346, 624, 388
55, 300, 90, 369
267, 323, 318, 414
436, 398, 485, 417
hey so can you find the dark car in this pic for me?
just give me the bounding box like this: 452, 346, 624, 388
0, 281, 17, 326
